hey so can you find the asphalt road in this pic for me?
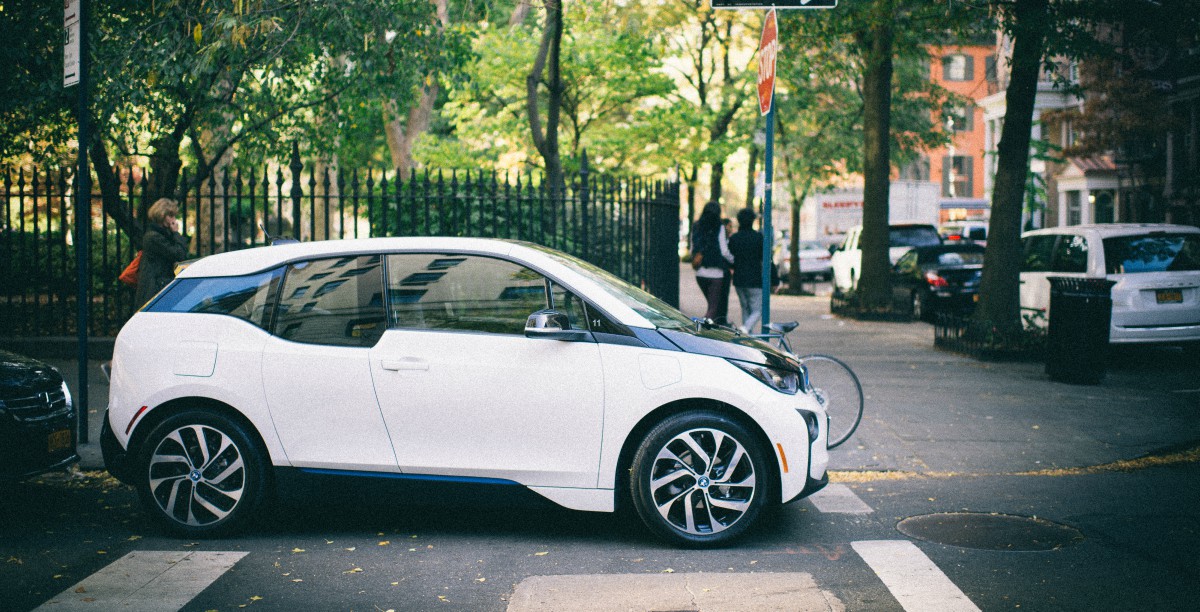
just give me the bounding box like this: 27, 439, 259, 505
3, 274, 1198, 611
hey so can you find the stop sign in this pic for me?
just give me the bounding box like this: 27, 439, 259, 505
757, 9, 778, 116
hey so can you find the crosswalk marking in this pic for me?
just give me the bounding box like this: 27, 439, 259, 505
808, 483, 874, 513
852, 540, 981, 612
507, 572, 841, 612
35, 550, 247, 612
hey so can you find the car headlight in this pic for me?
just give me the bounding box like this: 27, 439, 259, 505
730, 360, 801, 395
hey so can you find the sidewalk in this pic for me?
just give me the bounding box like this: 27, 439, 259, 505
35, 267, 1200, 475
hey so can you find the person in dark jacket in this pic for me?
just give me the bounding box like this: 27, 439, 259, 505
134, 198, 190, 307
691, 201, 734, 324
727, 207, 766, 333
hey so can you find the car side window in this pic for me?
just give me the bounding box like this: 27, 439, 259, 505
1051, 235, 1089, 273
386, 254, 548, 335
146, 268, 283, 329
1021, 236, 1056, 272
895, 250, 918, 273
274, 255, 387, 347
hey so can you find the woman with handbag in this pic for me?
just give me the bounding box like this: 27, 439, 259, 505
690, 201, 733, 324
134, 198, 190, 308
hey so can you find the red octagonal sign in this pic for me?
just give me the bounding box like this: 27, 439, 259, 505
757, 9, 778, 116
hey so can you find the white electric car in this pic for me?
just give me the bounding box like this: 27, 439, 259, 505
102, 237, 829, 547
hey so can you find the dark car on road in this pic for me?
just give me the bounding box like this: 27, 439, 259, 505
891, 243, 986, 321
0, 350, 77, 480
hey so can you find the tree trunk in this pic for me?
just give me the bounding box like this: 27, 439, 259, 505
527, 0, 565, 199
974, 0, 1050, 332
710, 162, 725, 205
855, 1, 896, 310
384, 0, 447, 176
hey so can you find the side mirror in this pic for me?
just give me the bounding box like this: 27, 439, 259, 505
525, 309, 590, 342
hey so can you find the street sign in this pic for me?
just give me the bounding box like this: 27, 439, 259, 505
757, 9, 778, 116
64, 0, 80, 87
711, 1, 837, 9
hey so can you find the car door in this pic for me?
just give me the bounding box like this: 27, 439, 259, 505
369, 253, 605, 489
261, 254, 400, 471
831, 227, 860, 291
1020, 233, 1089, 326
891, 249, 920, 308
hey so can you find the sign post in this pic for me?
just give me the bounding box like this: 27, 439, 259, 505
757, 9, 778, 333
66, 0, 91, 441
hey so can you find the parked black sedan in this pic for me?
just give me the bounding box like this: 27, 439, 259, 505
0, 350, 77, 480
891, 243, 986, 321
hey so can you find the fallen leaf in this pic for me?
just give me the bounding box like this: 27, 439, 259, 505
534, 551, 548, 556
75, 587, 87, 593
292, 579, 303, 583
344, 567, 363, 574
82, 598, 95, 603
391, 582, 399, 586
475, 578, 486, 583
96, 551, 107, 555
127, 535, 142, 541
53, 575, 62, 579
291, 548, 305, 554
662, 568, 675, 573
345, 547, 356, 551
250, 596, 262, 601
378, 541, 390, 546
438, 595, 448, 602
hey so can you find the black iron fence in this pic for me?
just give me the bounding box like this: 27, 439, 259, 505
2, 151, 680, 337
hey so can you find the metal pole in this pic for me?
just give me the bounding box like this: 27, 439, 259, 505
75, 0, 91, 442
760, 102, 774, 334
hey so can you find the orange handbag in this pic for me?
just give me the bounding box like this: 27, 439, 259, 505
118, 250, 142, 286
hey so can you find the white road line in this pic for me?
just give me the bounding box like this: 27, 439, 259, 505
35, 550, 247, 612
808, 483, 874, 514
852, 541, 980, 612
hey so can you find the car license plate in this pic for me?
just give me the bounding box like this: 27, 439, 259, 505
1156, 289, 1183, 304
48, 429, 72, 453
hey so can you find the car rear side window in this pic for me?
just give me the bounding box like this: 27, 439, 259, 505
386, 254, 548, 335
274, 255, 387, 347
146, 268, 282, 329
889, 227, 941, 248
1051, 235, 1089, 273
1103, 234, 1200, 274
1022, 236, 1056, 272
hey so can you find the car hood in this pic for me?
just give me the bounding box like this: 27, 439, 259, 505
0, 350, 63, 397
658, 327, 801, 372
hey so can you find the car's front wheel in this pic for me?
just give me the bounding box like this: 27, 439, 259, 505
628, 411, 774, 548
136, 410, 269, 537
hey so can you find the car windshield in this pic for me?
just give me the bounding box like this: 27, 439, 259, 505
530, 245, 696, 330
890, 227, 942, 248
1102, 233, 1200, 274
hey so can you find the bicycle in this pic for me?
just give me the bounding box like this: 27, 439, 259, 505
753, 321, 863, 449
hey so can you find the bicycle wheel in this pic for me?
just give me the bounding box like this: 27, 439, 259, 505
798, 354, 863, 449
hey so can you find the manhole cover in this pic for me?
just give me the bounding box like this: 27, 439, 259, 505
897, 512, 1084, 551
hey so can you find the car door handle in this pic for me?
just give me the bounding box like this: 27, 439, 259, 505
381, 358, 429, 371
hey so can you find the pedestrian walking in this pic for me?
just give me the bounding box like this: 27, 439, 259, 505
690, 201, 733, 324
134, 198, 190, 307
728, 207, 768, 333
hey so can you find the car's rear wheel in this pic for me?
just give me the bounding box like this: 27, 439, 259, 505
136, 410, 268, 537
628, 411, 773, 548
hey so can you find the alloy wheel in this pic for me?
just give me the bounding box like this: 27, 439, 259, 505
147, 424, 247, 527
646, 427, 757, 536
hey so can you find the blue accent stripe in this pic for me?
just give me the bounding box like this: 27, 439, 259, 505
297, 468, 519, 486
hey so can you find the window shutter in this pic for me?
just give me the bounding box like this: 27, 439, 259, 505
964, 55, 975, 81
942, 156, 953, 197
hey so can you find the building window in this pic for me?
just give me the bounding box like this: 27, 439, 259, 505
942, 156, 974, 197
1093, 191, 1115, 223
942, 54, 974, 81
947, 105, 974, 132
899, 156, 930, 181
1066, 191, 1082, 225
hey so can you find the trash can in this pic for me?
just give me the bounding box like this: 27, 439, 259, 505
1045, 276, 1116, 385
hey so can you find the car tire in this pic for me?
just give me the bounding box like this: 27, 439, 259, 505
135, 410, 269, 538
628, 411, 774, 548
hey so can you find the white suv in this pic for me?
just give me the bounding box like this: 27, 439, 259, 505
101, 237, 829, 547
1020, 224, 1200, 344
830, 224, 942, 294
